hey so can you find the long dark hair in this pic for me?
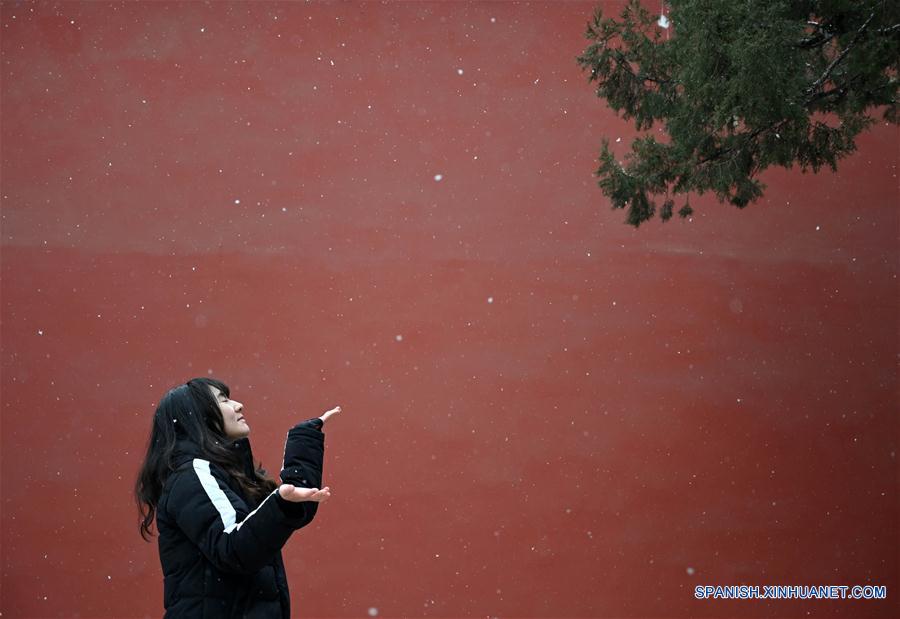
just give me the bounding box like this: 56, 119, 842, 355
135, 377, 277, 541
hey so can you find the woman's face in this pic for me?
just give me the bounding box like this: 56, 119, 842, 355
209, 386, 249, 439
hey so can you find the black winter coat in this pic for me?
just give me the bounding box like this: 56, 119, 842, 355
156, 421, 325, 618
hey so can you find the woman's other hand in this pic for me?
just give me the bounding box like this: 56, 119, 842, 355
278, 484, 331, 503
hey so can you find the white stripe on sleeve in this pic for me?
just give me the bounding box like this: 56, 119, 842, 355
193, 458, 281, 535
229, 490, 279, 533
192, 459, 237, 532
281, 430, 289, 472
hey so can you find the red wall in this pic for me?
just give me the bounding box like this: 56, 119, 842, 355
1, 2, 897, 618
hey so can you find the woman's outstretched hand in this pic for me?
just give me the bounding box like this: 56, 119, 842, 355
278, 484, 331, 503
319, 405, 341, 426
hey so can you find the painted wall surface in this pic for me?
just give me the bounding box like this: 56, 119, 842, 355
1, 2, 897, 618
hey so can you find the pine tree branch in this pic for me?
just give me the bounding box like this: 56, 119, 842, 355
798, 20, 837, 50
580, 1, 897, 225
805, 10, 877, 100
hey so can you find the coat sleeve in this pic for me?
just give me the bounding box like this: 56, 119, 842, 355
166, 458, 312, 575
279, 421, 326, 522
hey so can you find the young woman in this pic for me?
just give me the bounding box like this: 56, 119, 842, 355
134, 377, 340, 618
